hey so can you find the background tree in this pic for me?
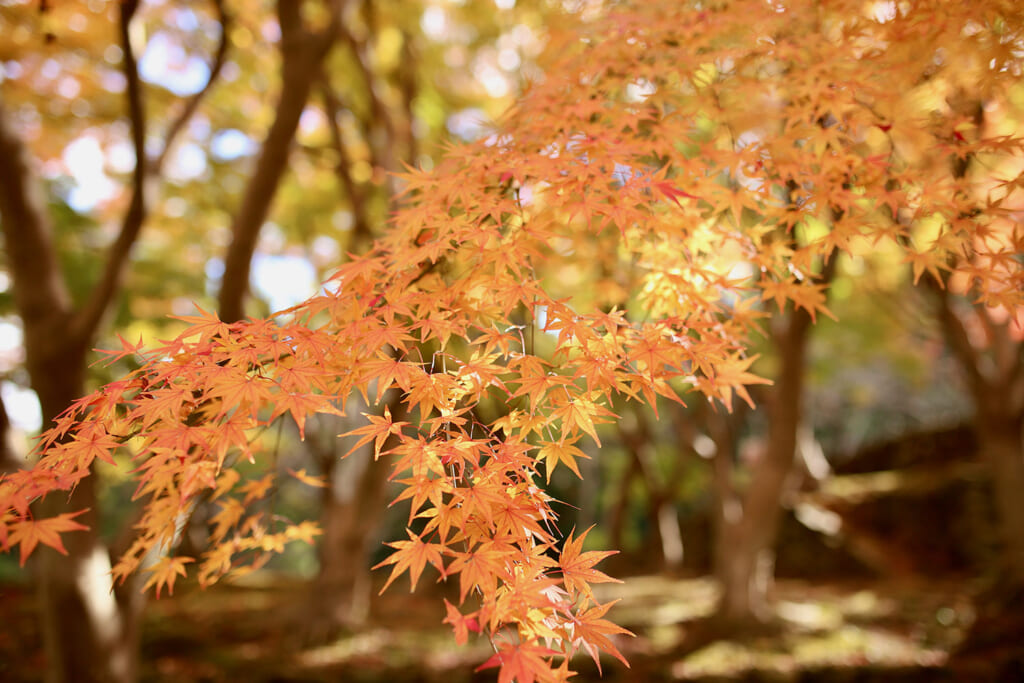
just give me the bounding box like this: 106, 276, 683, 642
0, 2, 229, 678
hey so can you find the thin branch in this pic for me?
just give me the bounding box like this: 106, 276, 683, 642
397, 30, 419, 165
337, 11, 399, 180
75, 0, 232, 342
320, 83, 373, 250
932, 285, 985, 397
71, 0, 146, 343
218, 0, 342, 323
153, 0, 231, 174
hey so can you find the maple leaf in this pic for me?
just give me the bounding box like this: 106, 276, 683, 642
905, 249, 946, 287
373, 528, 447, 593
654, 180, 700, 209
391, 474, 453, 523
558, 526, 621, 600
472, 324, 525, 357
448, 540, 514, 602
170, 305, 231, 342
198, 542, 237, 587
238, 474, 275, 505
452, 479, 508, 530
706, 353, 772, 411
443, 599, 482, 645
553, 395, 610, 446
286, 468, 328, 488
272, 392, 330, 440
67, 422, 121, 467
210, 468, 240, 501
361, 351, 417, 401
627, 326, 683, 381
787, 281, 838, 323
491, 489, 555, 543
92, 334, 147, 367
492, 566, 563, 633
209, 498, 246, 543
142, 555, 194, 598
570, 599, 634, 673
341, 406, 408, 459
510, 355, 571, 408
475, 640, 566, 683
7, 510, 89, 566
537, 438, 589, 482
284, 520, 322, 545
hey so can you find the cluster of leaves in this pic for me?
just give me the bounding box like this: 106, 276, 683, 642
3, 0, 1024, 680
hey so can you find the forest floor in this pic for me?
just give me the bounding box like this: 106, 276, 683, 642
0, 572, 996, 682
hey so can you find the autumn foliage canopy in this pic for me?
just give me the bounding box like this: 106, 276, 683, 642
3, 1, 1024, 680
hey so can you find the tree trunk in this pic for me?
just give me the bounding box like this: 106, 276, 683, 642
36, 475, 137, 683
933, 291, 1024, 581
30, 339, 151, 683
300, 393, 406, 641
217, 0, 337, 323
714, 516, 775, 623
712, 303, 815, 626
976, 413, 1024, 581
309, 445, 393, 631
1, 98, 140, 682
931, 280, 1024, 677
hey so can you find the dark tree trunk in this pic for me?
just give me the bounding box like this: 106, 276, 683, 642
0, 0, 226, 668
934, 291, 1024, 581
712, 310, 808, 625
710, 257, 832, 627
310, 445, 393, 629
1, 96, 139, 683
301, 394, 405, 641
976, 412, 1024, 581
217, 1, 338, 324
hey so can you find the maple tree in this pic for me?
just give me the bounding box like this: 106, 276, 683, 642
3, 0, 1024, 681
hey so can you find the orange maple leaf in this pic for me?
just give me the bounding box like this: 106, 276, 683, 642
286, 468, 328, 488
142, 555, 194, 598
341, 406, 408, 459
570, 599, 634, 673
443, 599, 482, 645
373, 528, 447, 593
537, 438, 589, 482
558, 526, 620, 600
475, 640, 566, 683
7, 510, 89, 567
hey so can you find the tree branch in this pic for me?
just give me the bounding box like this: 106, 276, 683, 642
74, 0, 231, 342
70, 0, 146, 343
0, 99, 73, 337
218, 0, 342, 323
153, 0, 231, 175
337, 8, 399, 181
320, 83, 373, 250
397, 30, 419, 165
932, 285, 985, 397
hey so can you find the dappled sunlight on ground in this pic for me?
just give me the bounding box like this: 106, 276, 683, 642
587, 576, 968, 681
0, 573, 976, 681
